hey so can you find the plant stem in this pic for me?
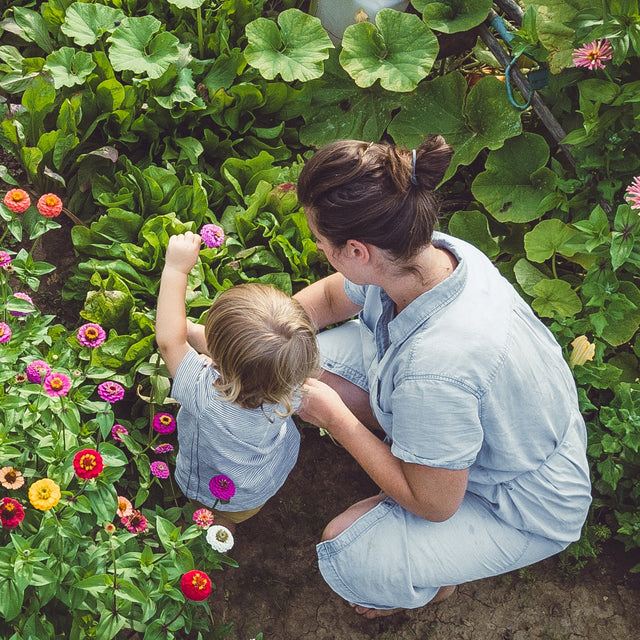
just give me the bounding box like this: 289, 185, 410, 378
197, 7, 204, 59
109, 534, 118, 614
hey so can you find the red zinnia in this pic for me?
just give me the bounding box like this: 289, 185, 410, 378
209, 474, 235, 501
4, 189, 30, 213
180, 570, 212, 601
37, 193, 63, 217
73, 448, 104, 479
0, 497, 25, 529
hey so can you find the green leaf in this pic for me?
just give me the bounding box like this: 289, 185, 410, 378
340, 9, 438, 92
531, 279, 582, 318
513, 258, 548, 297
244, 9, 333, 82
45, 47, 96, 89
167, 0, 206, 8
0, 578, 24, 621
13, 7, 54, 54
81, 289, 135, 334
73, 574, 110, 594
447, 210, 500, 258
96, 610, 126, 640
600, 281, 640, 347
107, 16, 180, 79
85, 481, 118, 524
114, 578, 148, 605
472, 133, 557, 223
524, 219, 577, 263
61, 3, 125, 46
414, 0, 494, 34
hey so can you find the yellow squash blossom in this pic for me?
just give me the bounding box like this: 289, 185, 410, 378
569, 335, 596, 368
29, 478, 61, 511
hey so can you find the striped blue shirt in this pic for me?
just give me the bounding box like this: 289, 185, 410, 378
171, 348, 301, 512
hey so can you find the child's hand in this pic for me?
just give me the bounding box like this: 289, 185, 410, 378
165, 232, 201, 275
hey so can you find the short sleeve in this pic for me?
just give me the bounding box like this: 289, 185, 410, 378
171, 348, 219, 415
343, 279, 367, 306
389, 378, 483, 470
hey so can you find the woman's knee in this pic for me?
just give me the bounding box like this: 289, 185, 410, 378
321, 494, 387, 542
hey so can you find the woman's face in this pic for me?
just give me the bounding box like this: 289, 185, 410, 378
306, 214, 347, 274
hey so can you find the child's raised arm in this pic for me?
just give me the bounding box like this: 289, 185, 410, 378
156, 232, 201, 377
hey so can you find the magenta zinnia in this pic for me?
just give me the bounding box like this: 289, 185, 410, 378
0, 322, 11, 344
153, 443, 174, 454
0, 497, 25, 529
200, 223, 225, 249
43, 372, 71, 397
572, 39, 613, 71
152, 413, 176, 434
111, 424, 128, 442
9, 292, 34, 317
98, 381, 125, 403
625, 176, 640, 211
4, 189, 30, 213
37, 193, 63, 218
121, 509, 148, 534
150, 460, 170, 479
0, 251, 11, 268
26, 360, 51, 383
77, 323, 106, 347
209, 474, 235, 501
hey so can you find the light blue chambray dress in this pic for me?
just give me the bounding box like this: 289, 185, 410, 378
315, 232, 592, 610
171, 348, 301, 513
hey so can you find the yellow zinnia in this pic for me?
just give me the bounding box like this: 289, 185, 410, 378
28, 478, 61, 511
568, 335, 596, 368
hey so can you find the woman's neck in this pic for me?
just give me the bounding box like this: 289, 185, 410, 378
377, 244, 458, 314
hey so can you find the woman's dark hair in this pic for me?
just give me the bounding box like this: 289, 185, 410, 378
297, 136, 453, 261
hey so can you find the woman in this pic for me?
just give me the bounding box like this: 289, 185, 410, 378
293, 136, 592, 618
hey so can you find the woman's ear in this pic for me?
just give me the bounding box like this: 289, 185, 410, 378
345, 239, 370, 262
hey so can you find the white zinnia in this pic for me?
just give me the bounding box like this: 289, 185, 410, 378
206, 524, 234, 552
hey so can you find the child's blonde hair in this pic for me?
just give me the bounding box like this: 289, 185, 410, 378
204, 283, 319, 416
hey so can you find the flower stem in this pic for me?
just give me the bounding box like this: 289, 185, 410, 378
197, 7, 204, 59
109, 534, 118, 614
163, 602, 186, 630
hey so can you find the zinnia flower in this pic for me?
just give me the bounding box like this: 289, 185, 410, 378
77, 323, 106, 347
152, 413, 176, 434
4, 188, 30, 213
0, 497, 25, 529
0, 322, 11, 344
200, 224, 225, 249
206, 524, 234, 552
180, 570, 212, 601
37, 193, 63, 217
14, 373, 27, 384
29, 478, 61, 510
43, 372, 71, 397
209, 474, 235, 501
0, 251, 11, 267
193, 508, 215, 528
9, 292, 34, 317
111, 424, 128, 442
150, 460, 170, 479
98, 381, 125, 403
569, 335, 596, 368
0, 466, 25, 490
73, 448, 104, 480
121, 509, 148, 534
572, 39, 613, 71
153, 443, 174, 454
625, 176, 640, 211
105, 523, 116, 534
116, 495, 133, 518
26, 360, 51, 383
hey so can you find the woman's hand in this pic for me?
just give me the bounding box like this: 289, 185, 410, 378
298, 377, 355, 433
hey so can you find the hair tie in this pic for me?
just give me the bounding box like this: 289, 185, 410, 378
410, 149, 418, 186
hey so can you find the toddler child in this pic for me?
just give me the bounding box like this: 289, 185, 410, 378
156, 232, 319, 531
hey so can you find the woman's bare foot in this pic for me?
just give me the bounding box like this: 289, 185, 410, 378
349, 585, 456, 619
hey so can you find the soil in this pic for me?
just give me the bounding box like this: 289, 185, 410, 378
5, 166, 640, 640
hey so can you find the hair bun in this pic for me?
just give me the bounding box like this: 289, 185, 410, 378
415, 135, 454, 190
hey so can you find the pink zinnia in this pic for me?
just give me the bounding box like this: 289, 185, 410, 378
43, 372, 71, 397
572, 39, 613, 71
9, 292, 34, 317
0, 322, 12, 344
4, 189, 30, 213
121, 509, 148, 534
150, 461, 170, 479
152, 413, 176, 434
154, 443, 174, 454
98, 381, 125, 403
193, 508, 215, 528
111, 424, 128, 442
625, 176, 640, 211
26, 360, 51, 383
116, 495, 133, 518
209, 474, 235, 501
0, 251, 11, 267
200, 224, 225, 249
77, 323, 106, 348
37, 193, 63, 218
